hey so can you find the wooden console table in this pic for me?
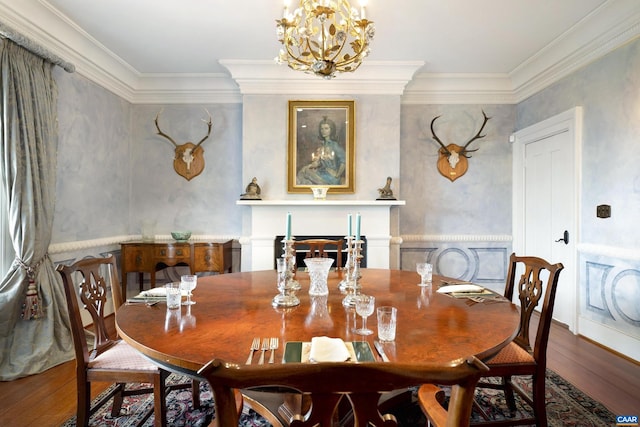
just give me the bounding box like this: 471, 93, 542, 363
120, 240, 232, 295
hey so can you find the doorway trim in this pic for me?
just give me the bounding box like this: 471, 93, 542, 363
512, 107, 582, 333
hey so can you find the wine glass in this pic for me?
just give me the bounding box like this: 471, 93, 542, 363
180, 274, 197, 305
354, 294, 375, 335
416, 262, 432, 286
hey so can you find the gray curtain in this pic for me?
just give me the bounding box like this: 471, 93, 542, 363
0, 39, 73, 380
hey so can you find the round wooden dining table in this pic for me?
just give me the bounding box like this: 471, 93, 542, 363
116, 268, 519, 372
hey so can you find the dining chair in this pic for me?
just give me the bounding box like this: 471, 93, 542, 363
426, 252, 563, 427
198, 355, 488, 427
293, 238, 344, 270
57, 254, 199, 427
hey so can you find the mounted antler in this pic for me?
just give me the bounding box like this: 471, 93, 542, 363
430, 115, 451, 157
194, 110, 213, 148
429, 110, 491, 182
459, 110, 490, 158
154, 109, 178, 147
154, 108, 213, 181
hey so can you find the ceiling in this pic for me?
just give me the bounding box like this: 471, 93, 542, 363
1, 0, 639, 102
44, 0, 607, 74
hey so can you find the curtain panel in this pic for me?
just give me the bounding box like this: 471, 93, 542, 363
0, 39, 73, 380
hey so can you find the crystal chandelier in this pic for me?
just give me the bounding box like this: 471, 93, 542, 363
276, 0, 375, 79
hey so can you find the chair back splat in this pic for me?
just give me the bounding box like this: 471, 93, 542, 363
463, 252, 564, 427
199, 355, 488, 427
57, 254, 199, 427
293, 238, 344, 270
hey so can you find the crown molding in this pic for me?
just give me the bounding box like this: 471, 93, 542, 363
510, 0, 640, 102
401, 73, 516, 105
219, 60, 425, 96
0, 0, 139, 100
131, 73, 242, 104
403, 1, 640, 105
1, 0, 639, 104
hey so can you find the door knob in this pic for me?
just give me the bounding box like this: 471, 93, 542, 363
555, 230, 569, 245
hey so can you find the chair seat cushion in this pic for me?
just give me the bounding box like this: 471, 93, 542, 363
488, 342, 535, 365
89, 340, 159, 371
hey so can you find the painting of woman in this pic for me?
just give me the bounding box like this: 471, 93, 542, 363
296, 116, 346, 186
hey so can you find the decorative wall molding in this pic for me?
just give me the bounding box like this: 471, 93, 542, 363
580, 248, 640, 361
399, 244, 510, 292
48, 235, 239, 255
48, 235, 131, 254
402, 234, 512, 242
578, 243, 640, 261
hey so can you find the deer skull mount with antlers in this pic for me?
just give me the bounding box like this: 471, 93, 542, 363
430, 110, 490, 182
154, 109, 212, 181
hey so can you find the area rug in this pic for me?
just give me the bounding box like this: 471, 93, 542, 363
61, 370, 614, 426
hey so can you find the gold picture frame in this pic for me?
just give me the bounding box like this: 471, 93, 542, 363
287, 100, 355, 194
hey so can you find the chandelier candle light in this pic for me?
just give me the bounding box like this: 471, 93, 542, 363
276, 0, 375, 79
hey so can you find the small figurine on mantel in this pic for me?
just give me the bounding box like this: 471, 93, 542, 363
240, 177, 262, 200
377, 176, 396, 200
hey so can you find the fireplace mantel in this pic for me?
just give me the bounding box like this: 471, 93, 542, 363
237, 199, 405, 271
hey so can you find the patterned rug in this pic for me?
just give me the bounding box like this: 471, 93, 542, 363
61, 370, 614, 426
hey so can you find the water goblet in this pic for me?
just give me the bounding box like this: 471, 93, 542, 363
354, 294, 375, 335
416, 262, 432, 286
180, 274, 197, 305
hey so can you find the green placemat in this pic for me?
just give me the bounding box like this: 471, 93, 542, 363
283, 341, 375, 363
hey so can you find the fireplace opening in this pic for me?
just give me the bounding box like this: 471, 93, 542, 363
274, 235, 367, 269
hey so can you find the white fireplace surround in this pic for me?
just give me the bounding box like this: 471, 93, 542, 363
237, 200, 405, 271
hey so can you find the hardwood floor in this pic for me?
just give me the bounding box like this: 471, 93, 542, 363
0, 317, 638, 426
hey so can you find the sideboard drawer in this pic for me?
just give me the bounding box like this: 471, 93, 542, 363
155, 245, 190, 260
194, 246, 222, 272
122, 245, 152, 270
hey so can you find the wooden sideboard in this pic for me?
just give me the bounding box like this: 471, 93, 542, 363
120, 240, 233, 295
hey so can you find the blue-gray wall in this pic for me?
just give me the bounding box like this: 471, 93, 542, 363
516, 37, 640, 355
129, 105, 243, 236
52, 73, 244, 243
54, 70, 131, 242
398, 105, 515, 289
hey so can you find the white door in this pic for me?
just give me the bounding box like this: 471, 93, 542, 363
513, 108, 581, 333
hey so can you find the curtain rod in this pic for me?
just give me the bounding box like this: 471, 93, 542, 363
0, 21, 75, 73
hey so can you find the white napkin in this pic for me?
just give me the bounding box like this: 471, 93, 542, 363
140, 287, 167, 296
437, 284, 485, 294
309, 336, 351, 362
139, 287, 188, 297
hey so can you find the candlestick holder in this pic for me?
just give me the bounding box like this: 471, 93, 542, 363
342, 239, 363, 308
272, 239, 300, 307
338, 235, 354, 291
283, 238, 300, 291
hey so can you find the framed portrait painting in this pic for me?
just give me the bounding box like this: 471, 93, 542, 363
287, 100, 355, 194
